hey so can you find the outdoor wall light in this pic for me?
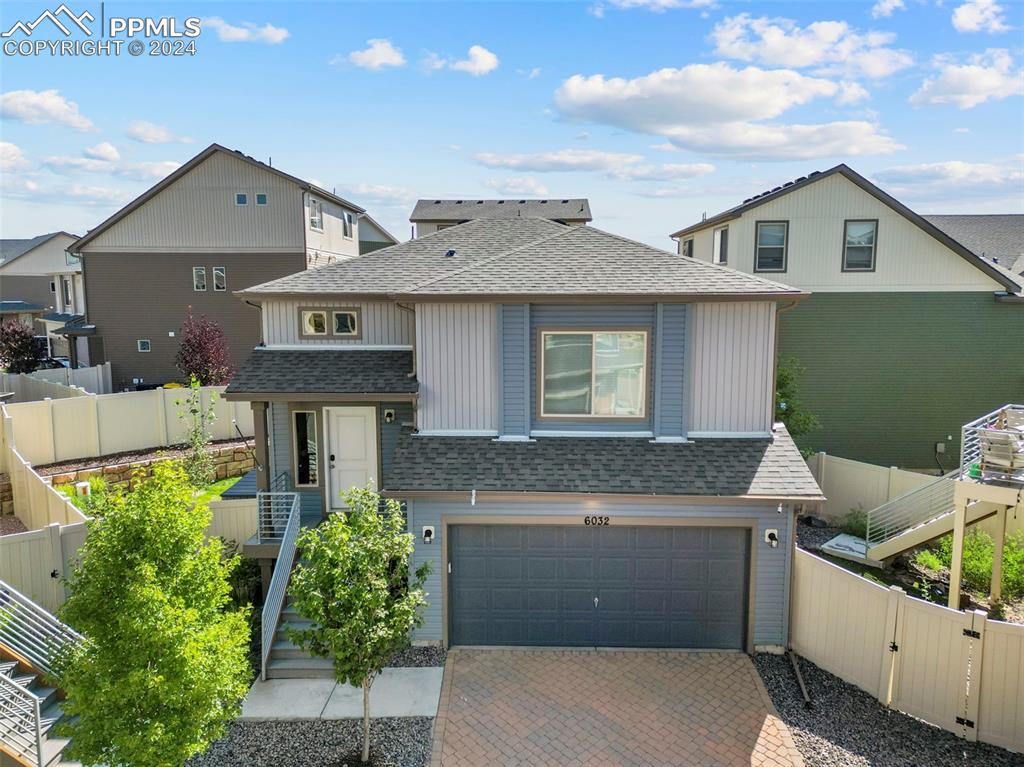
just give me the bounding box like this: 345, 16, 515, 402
422, 526, 435, 544
765, 529, 779, 548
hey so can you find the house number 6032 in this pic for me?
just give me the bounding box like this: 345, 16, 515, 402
584, 516, 610, 526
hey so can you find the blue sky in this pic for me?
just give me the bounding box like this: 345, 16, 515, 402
1, 0, 1021, 247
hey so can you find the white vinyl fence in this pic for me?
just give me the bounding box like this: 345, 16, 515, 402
206, 498, 257, 547
0, 522, 87, 613
0, 373, 91, 403
28, 362, 112, 394
791, 549, 1024, 752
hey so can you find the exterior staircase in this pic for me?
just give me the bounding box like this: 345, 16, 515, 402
264, 594, 334, 679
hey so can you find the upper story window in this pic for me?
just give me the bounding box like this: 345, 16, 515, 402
256, 193, 268, 206
235, 193, 248, 205
309, 199, 323, 231
333, 309, 360, 337
754, 221, 788, 272
61, 277, 72, 307
137, 339, 151, 352
843, 220, 878, 271
343, 211, 354, 239
192, 266, 207, 291
680, 238, 694, 258
293, 410, 319, 487
540, 330, 648, 419
300, 309, 328, 337
713, 227, 729, 265
213, 266, 226, 291
50, 281, 56, 294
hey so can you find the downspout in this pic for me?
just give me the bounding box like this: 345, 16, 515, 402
395, 302, 417, 430
244, 300, 265, 346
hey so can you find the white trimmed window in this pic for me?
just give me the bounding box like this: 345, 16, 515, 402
712, 227, 729, 265
309, 199, 323, 231
300, 309, 328, 336
137, 340, 151, 352
256, 193, 268, 205
754, 221, 788, 272
540, 330, 648, 419
343, 211, 354, 239
213, 266, 226, 292
192, 266, 207, 291
235, 193, 248, 205
843, 220, 877, 271
293, 411, 319, 486
680, 238, 694, 258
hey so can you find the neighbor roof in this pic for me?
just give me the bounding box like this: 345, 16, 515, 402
239, 217, 804, 301
71, 144, 365, 253
383, 426, 822, 499
0, 232, 76, 268
670, 165, 1021, 294
0, 301, 43, 314
411, 198, 592, 223
925, 215, 1023, 273
226, 349, 417, 398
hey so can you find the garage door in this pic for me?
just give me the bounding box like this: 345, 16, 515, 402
448, 524, 749, 649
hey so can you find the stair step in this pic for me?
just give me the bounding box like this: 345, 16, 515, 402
39, 701, 65, 736
266, 657, 334, 679
270, 638, 316, 660
0, 661, 17, 677
41, 734, 72, 767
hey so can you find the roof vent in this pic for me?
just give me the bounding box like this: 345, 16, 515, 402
796, 176, 807, 183
519, 199, 526, 204
455, 200, 463, 204
445, 249, 457, 258
433, 200, 441, 205
809, 171, 821, 177
561, 199, 569, 203
497, 200, 505, 204
783, 181, 793, 187
540, 199, 548, 203
476, 200, 483, 204
772, 186, 782, 193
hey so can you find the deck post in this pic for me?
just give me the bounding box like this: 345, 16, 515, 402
252, 401, 270, 492
948, 488, 969, 609
990, 506, 1007, 603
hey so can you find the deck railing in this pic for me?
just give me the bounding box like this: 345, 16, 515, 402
0, 579, 83, 678
865, 472, 957, 548
259, 491, 300, 681
0, 672, 43, 767
256, 487, 298, 544
961, 404, 1024, 485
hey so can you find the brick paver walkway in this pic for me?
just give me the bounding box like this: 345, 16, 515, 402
430, 649, 803, 767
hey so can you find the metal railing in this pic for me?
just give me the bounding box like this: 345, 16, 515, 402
0, 579, 83, 678
256, 484, 299, 543
865, 472, 957, 548
961, 404, 1024, 485
260, 492, 300, 681
0, 673, 43, 767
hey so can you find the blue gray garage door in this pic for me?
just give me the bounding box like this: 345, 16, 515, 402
448, 524, 749, 649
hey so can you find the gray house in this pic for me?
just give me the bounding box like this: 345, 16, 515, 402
410, 198, 592, 237
226, 217, 822, 676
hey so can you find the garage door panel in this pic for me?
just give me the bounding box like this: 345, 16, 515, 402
599, 527, 631, 548
635, 527, 671, 549
709, 527, 746, 551
672, 559, 706, 584
562, 557, 594, 581
491, 556, 524, 580
527, 526, 562, 547
527, 557, 558, 580
672, 527, 707, 550
596, 557, 630, 581
635, 558, 668, 582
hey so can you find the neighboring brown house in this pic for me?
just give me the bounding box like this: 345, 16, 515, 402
69, 144, 388, 390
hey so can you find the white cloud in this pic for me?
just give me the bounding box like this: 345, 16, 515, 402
710, 14, 913, 79
66, 185, 133, 204
202, 17, 289, 44
475, 148, 644, 173
0, 142, 30, 172
451, 45, 500, 76
661, 121, 902, 159
84, 142, 120, 162
874, 161, 1022, 201
837, 81, 871, 104
421, 52, 448, 72
871, 0, 905, 19
587, 4, 606, 18
347, 39, 406, 70
126, 120, 193, 144
115, 161, 181, 181
485, 177, 551, 195
343, 182, 417, 205
0, 89, 94, 131
611, 162, 715, 181
952, 0, 1010, 33
954, 127, 971, 133
910, 49, 1023, 108
608, 0, 716, 10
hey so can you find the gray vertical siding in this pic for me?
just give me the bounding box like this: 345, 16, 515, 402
268, 402, 323, 520
408, 499, 793, 648
379, 402, 413, 483
654, 304, 687, 439
262, 300, 414, 347
529, 304, 656, 434
499, 304, 529, 437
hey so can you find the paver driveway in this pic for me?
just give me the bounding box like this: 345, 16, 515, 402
430, 649, 803, 767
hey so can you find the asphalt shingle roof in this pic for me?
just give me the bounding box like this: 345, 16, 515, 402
925, 214, 1023, 270
411, 198, 591, 222
384, 426, 822, 498
226, 349, 418, 395
240, 218, 803, 299
0, 301, 43, 313
0, 232, 70, 266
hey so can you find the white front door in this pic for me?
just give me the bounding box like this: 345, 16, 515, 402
325, 406, 379, 510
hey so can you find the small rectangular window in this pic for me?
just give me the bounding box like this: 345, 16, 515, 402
843, 219, 877, 271
61, 277, 72, 307
235, 193, 248, 205
193, 266, 207, 291
50, 281, 56, 294
680, 239, 693, 258
332, 309, 360, 337
540, 330, 648, 419
256, 193, 268, 205
293, 411, 318, 486
309, 199, 323, 230
213, 266, 226, 292
300, 309, 328, 337
137, 339, 151, 352
342, 211, 354, 239
713, 227, 729, 265
754, 221, 788, 272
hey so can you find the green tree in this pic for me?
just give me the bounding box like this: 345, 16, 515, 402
0, 319, 39, 373
176, 375, 217, 489
56, 462, 251, 767
286, 487, 430, 763
775, 356, 821, 443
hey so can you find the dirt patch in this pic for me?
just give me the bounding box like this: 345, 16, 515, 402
0, 514, 27, 536
35, 438, 253, 477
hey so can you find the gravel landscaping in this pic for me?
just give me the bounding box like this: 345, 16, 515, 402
795, 517, 843, 552
387, 645, 447, 668
34, 437, 253, 476
0, 514, 27, 536
187, 718, 433, 767
755, 653, 1024, 767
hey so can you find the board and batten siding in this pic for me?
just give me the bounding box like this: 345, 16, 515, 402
415, 303, 499, 435
261, 300, 414, 347
268, 402, 324, 520
78, 151, 304, 253
686, 173, 1003, 293
500, 304, 530, 437
654, 304, 687, 439
305, 192, 361, 264
408, 499, 793, 648
687, 302, 775, 436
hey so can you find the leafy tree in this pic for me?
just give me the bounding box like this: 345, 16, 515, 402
176, 308, 232, 385
775, 356, 821, 443
176, 375, 218, 488
287, 487, 430, 764
56, 462, 251, 767
0, 319, 39, 373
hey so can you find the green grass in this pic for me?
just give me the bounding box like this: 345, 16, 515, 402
914, 529, 1024, 600
193, 476, 241, 506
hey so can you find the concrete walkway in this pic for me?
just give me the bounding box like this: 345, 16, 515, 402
240, 666, 444, 720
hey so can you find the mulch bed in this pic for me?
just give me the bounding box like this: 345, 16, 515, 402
34, 438, 254, 477
386, 645, 446, 668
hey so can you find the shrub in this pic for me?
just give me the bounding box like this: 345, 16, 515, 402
176, 308, 232, 385
1002, 531, 1024, 599
176, 376, 217, 489
775, 356, 821, 443
55, 476, 114, 517
913, 548, 943, 572
937, 530, 994, 593
840, 507, 868, 539
0, 320, 39, 374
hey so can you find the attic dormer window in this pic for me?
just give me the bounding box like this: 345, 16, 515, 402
309, 199, 323, 231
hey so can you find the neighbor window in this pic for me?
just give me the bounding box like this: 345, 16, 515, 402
342, 211, 354, 238
680, 238, 694, 258
300, 309, 328, 336
293, 411, 319, 486
50, 281, 56, 294
843, 220, 878, 271
713, 227, 729, 265
309, 199, 323, 230
137, 339, 151, 352
256, 193, 268, 205
235, 193, 248, 205
192, 266, 207, 291
754, 221, 788, 272
540, 330, 648, 419
213, 266, 226, 291
333, 309, 360, 337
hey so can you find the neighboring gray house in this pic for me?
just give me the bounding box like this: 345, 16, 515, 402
68, 144, 390, 389
225, 217, 822, 677
926, 214, 1024, 277
0, 232, 79, 317
410, 198, 592, 237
